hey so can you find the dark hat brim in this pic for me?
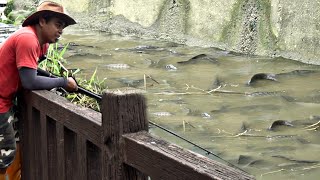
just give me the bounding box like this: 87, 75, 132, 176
22, 10, 76, 27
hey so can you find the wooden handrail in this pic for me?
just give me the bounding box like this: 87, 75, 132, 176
18, 89, 255, 180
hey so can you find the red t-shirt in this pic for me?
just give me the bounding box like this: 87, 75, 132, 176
0, 26, 48, 113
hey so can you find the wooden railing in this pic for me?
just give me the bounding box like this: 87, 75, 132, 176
18, 89, 255, 180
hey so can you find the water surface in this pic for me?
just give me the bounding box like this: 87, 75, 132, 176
61, 28, 320, 180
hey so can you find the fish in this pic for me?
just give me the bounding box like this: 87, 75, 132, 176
158, 98, 186, 104
68, 42, 96, 48
211, 104, 280, 114
272, 155, 319, 164
151, 112, 173, 117
116, 45, 175, 54
247, 73, 277, 85
177, 54, 219, 65
67, 52, 110, 59
277, 69, 318, 77
268, 120, 294, 131
165, 64, 177, 71
211, 76, 225, 88
105, 64, 131, 70
246, 91, 284, 97
114, 77, 143, 87
184, 108, 213, 119
247, 70, 319, 86
237, 155, 269, 167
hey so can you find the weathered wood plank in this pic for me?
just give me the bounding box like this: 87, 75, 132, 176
56, 123, 65, 179
40, 113, 49, 180
87, 142, 102, 180
31, 108, 41, 179
20, 89, 256, 180
101, 91, 148, 180
64, 128, 77, 179
47, 118, 58, 180
123, 131, 255, 180
76, 136, 87, 180
19, 92, 33, 180
30, 90, 102, 147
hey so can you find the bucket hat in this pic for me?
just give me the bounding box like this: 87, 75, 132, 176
22, 1, 76, 27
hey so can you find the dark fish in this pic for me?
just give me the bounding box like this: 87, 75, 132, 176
246, 91, 284, 97
259, 146, 297, 153
247, 73, 277, 85
158, 98, 186, 104
117, 45, 183, 55
277, 69, 318, 77
289, 116, 320, 127
114, 77, 144, 87
239, 122, 250, 132
67, 52, 107, 58
184, 108, 213, 119
134, 45, 164, 53
272, 155, 319, 164
238, 155, 256, 165
247, 70, 319, 86
68, 42, 96, 48
281, 94, 320, 104
177, 54, 219, 64
281, 95, 297, 102
125, 45, 168, 54
237, 155, 268, 167
211, 76, 225, 88
268, 120, 294, 131
211, 104, 280, 114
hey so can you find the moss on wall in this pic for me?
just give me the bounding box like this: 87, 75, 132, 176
220, 0, 277, 55
60, 0, 320, 65
151, 0, 190, 36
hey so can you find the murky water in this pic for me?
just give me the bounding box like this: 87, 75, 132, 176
61, 28, 320, 180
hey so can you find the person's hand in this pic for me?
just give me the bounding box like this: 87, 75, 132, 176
64, 77, 78, 92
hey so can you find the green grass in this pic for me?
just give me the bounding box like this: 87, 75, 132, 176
39, 42, 106, 111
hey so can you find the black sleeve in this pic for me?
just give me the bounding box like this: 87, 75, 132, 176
19, 67, 67, 90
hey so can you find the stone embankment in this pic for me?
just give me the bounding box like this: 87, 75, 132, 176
14, 0, 320, 65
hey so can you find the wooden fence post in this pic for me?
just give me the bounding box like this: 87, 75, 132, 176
101, 90, 148, 180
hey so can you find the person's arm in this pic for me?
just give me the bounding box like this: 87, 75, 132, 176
19, 67, 67, 90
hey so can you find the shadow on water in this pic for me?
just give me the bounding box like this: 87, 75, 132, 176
62, 28, 320, 180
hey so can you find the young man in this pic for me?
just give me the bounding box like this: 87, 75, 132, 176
0, 1, 78, 179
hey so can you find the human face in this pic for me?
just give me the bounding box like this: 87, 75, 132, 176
39, 17, 66, 44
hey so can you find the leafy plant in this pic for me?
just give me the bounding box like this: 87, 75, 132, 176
39, 42, 106, 111
40, 43, 69, 76
67, 68, 106, 111
4, 0, 14, 17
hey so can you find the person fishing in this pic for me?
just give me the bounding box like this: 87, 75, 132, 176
0, 1, 78, 179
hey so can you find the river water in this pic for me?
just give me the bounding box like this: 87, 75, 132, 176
61, 27, 320, 180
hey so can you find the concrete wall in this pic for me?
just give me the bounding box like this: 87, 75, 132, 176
57, 0, 320, 65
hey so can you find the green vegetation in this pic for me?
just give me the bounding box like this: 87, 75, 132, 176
4, 0, 14, 17
39, 43, 106, 111
1, 0, 14, 24
1, 0, 35, 25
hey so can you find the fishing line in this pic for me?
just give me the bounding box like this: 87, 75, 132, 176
149, 121, 248, 173
39, 63, 246, 172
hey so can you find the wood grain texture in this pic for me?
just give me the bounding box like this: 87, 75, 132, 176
123, 131, 255, 180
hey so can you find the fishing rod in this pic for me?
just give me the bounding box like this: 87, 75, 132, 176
36, 68, 102, 100
37, 67, 246, 172
38, 55, 102, 100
